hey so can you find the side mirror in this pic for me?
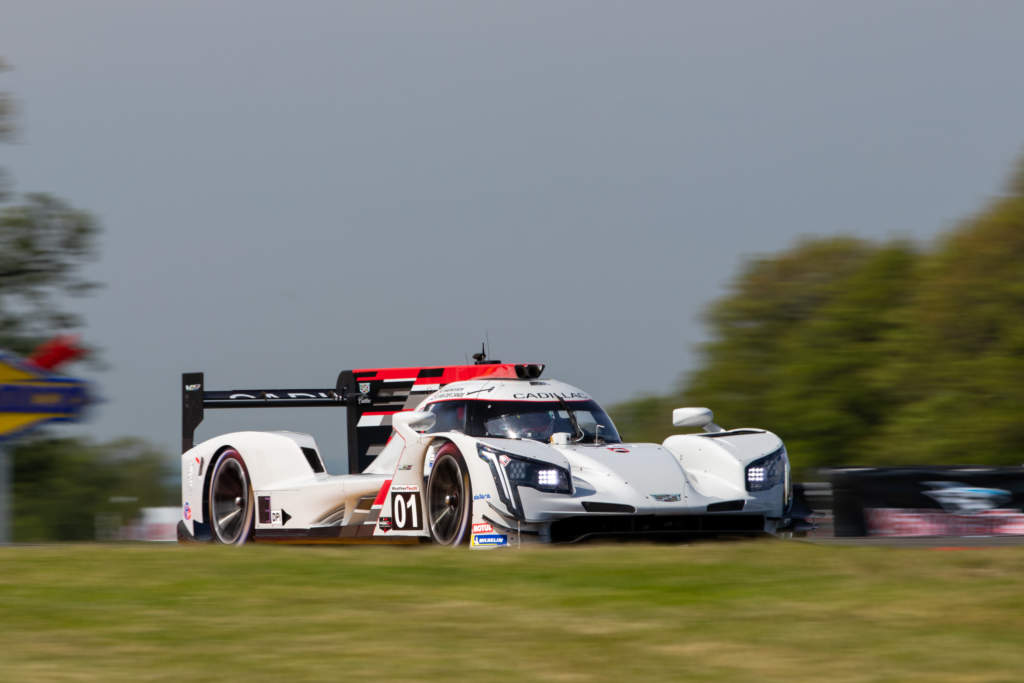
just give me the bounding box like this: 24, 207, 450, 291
672, 407, 714, 428
392, 410, 436, 433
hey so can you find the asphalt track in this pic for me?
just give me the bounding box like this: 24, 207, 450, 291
804, 534, 1024, 548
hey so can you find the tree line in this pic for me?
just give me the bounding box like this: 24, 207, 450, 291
2, 59, 177, 541
5, 53, 1024, 535
611, 158, 1024, 478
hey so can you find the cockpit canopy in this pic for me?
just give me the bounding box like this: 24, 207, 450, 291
424, 398, 622, 444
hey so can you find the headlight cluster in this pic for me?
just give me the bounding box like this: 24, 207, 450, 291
745, 447, 788, 492
478, 445, 572, 494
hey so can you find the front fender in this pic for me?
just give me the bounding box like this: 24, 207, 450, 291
663, 431, 788, 517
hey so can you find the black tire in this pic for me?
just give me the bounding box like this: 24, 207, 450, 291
207, 448, 254, 545
426, 443, 472, 546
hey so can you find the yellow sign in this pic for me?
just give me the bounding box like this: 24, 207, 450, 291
0, 351, 90, 440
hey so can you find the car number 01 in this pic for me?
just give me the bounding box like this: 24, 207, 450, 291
392, 491, 423, 530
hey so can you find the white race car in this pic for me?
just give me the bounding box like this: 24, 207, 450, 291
178, 359, 796, 546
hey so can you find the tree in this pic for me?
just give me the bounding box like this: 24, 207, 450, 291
0, 58, 13, 200
0, 195, 101, 354
12, 437, 176, 542
863, 163, 1024, 466
610, 155, 1024, 477
1, 59, 101, 355
612, 238, 919, 475
1, 59, 174, 541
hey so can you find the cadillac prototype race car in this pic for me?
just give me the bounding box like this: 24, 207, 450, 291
178, 359, 798, 546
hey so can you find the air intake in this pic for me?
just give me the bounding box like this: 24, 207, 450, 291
707, 500, 745, 512
301, 447, 325, 473
515, 364, 545, 379
582, 502, 636, 513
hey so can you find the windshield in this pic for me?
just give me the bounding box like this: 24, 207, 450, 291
427, 399, 621, 444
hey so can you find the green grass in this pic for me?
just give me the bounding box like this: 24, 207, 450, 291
2, 541, 1024, 681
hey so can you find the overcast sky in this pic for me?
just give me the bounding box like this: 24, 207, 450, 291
4, 2, 1024, 472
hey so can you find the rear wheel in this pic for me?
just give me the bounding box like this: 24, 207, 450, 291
426, 443, 472, 545
207, 449, 254, 544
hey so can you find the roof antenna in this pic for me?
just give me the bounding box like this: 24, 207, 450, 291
472, 337, 500, 365
472, 341, 487, 364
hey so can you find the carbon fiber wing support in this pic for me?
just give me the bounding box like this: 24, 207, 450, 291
182, 363, 543, 474
181, 371, 361, 468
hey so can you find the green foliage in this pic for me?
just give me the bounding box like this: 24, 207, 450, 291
11, 437, 177, 542
0, 57, 13, 202
0, 57, 11, 143
864, 180, 1024, 466
611, 157, 1024, 476
1, 59, 101, 355
0, 58, 172, 542
0, 194, 101, 354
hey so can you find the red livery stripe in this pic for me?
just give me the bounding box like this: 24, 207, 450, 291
353, 364, 528, 383
372, 480, 392, 507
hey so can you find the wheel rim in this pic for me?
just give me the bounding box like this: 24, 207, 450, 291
211, 457, 249, 544
429, 455, 466, 545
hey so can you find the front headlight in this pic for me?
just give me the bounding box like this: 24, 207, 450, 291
478, 445, 572, 494
746, 447, 787, 492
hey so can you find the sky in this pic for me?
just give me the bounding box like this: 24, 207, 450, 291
3, 1, 1024, 473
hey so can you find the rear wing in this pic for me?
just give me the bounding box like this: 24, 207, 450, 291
182, 362, 544, 473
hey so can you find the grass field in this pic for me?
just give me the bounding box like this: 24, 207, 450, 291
2, 540, 1024, 681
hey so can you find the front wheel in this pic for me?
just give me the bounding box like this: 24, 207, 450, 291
207, 449, 254, 545
426, 443, 472, 545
